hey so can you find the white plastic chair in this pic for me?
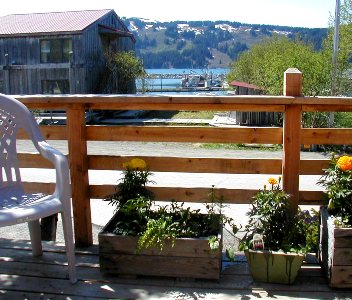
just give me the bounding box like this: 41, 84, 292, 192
0, 94, 77, 283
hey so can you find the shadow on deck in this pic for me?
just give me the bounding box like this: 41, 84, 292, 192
0, 238, 351, 299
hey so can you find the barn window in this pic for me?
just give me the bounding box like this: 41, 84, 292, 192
0, 81, 3, 93
40, 39, 72, 63
42, 80, 70, 94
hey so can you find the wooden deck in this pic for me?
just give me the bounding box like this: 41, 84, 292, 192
0, 239, 351, 299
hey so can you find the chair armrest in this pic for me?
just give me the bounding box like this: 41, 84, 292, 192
37, 141, 71, 207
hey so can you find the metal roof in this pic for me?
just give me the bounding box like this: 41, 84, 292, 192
229, 81, 262, 90
0, 9, 113, 35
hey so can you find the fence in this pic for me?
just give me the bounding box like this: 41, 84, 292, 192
15, 68, 352, 246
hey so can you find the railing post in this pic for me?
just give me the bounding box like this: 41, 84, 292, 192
67, 105, 92, 246
282, 68, 302, 213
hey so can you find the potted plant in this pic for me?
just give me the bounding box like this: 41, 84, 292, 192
318, 154, 352, 288
98, 158, 234, 280
233, 177, 318, 284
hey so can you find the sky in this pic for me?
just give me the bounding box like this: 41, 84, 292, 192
0, 0, 337, 28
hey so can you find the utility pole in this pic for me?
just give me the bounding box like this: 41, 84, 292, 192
330, 0, 341, 126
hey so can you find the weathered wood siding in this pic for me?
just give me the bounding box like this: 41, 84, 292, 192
81, 15, 107, 93
0, 36, 39, 65
0, 35, 82, 94
81, 10, 135, 93
0, 10, 134, 94
319, 207, 352, 288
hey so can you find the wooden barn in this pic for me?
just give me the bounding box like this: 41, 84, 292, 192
229, 81, 263, 96
228, 80, 279, 126
0, 9, 135, 95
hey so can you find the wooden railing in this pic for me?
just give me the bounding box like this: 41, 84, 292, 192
14, 68, 352, 246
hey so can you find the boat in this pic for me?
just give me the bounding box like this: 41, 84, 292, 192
181, 72, 224, 89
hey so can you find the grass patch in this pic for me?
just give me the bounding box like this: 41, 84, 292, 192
200, 143, 282, 151
144, 110, 221, 119
173, 111, 220, 119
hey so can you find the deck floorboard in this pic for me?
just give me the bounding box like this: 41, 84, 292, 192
0, 238, 351, 299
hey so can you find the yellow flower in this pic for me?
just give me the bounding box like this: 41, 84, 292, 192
337, 155, 352, 171
268, 178, 278, 185
123, 158, 147, 170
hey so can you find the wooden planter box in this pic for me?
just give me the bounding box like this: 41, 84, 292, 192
245, 249, 304, 284
98, 213, 222, 280
319, 206, 352, 288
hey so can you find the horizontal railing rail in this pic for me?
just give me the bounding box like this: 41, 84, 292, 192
13, 68, 352, 246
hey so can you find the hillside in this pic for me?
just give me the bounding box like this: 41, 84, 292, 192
123, 18, 328, 69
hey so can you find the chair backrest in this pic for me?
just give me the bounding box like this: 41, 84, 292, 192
0, 94, 45, 189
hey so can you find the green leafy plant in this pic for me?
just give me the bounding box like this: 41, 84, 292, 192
238, 177, 318, 254
103, 159, 228, 252
104, 158, 154, 210
318, 154, 352, 227
207, 185, 240, 256
137, 214, 178, 252
105, 50, 145, 94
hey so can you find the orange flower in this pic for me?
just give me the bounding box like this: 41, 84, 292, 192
268, 178, 278, 185
337, 155, 352, 171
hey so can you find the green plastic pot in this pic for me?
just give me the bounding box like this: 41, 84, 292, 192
245, 249, 305, 284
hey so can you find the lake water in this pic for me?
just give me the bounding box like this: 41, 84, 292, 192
137, 68, 230, 95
